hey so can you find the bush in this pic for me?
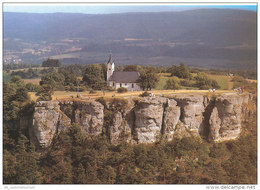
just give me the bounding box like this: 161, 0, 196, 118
78, 86, 87, 92
117, 87, 128, 93
180, 79, 194, 87
89, 89, 96, 94
165, 77, 181, 90
25, 83, 40, 92
199, 85, 212, 90
194, 72, 220, 89
139, 91, 151, 97
103, 86, 115, 92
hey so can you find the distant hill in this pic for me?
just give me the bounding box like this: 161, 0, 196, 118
3, 9, 257, 70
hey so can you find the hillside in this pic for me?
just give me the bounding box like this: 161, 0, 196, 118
3, 9, 256, 69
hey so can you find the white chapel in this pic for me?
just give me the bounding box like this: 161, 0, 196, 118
106, 54, 141, 91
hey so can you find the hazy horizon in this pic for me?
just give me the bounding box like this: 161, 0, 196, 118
3, 4, 257, 14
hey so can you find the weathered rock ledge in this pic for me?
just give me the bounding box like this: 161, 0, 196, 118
30, 93, 251, 148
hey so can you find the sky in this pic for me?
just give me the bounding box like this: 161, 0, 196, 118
3, 4, 257, 14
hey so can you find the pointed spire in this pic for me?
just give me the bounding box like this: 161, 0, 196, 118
107, 51, 113, 64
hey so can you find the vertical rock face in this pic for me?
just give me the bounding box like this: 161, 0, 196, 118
163, 99, 181, 141
31, 93, 252, 147
134, 97, 167, 143
108, 99, 136, 145
173, 95, 205, 135
208, 93, 249, 142
31, 101, 71, 148
109, 111, 134, 145
74, 101, 104, 136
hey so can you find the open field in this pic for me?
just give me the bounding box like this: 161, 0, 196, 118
247, 79, 257, 83
29, 89, 233, 102
207, 74, 233, 90
3, 72, 11, 82
23, 78, 41, 85
9, 67, 58, 72
156, 73, 233, 90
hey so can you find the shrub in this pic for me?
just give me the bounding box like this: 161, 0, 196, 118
139, 91, 151, 97
165, 77, 181, 90
180, 79, 194, 87
96, 97, 107, 108
25, 83, 40, 92
89, 89, 96, 94
199, 85, 212, 90
117, 87, 128, 93
112, 98, 129, 111
103, 86, 115, 92
194, 72, 220, 89
78, 86, 87, 92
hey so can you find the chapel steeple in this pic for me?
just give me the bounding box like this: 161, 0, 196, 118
107, 53, 115, 81
107, 53, 113, 64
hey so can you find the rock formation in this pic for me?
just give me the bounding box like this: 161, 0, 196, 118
106, 99, 135, 145
73, 101, 104, 136
162, 98, 181, 141
134, 97, 167, 143
31, 101, 71, 148
31, 93, 251, 148
208, 93, 249, 142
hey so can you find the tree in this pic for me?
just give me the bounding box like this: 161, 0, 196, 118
74, 163, 87, 184
3, 78, 30, 122
25, 83, 40, 92
42, 58, 61, 67
165, 77, 181, 90
169, 63, 191, 79
117, 87, 128, 93
123, 65, 140, 72
14, 87, 29, 102
138, 69, 159, 91
178, 62, 191, 79
40, 72, 65, 89
10, 75, 24, 87
100, 165, 116, 184
36, 84, 54, 101
58, 64, 86, 77
4, 135, 42, 184
194, 72, 220, 89
82, 64, 106, 90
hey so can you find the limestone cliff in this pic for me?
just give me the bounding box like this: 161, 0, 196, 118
31, 93, 252, 148
208, 93, 249, 142
31, 101, 71, 148
134, 97, 166, 143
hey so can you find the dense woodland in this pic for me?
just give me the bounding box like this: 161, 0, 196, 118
3, 60, 257, 184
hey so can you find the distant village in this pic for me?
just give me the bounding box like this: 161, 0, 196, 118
3, 38, 82, 64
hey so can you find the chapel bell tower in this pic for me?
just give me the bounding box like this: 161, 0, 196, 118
107, 53, 114, 81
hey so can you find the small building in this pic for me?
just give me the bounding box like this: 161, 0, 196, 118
106, 54, 141, 91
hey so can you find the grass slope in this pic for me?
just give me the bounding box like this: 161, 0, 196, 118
207, 74, 233, 90
156, 73, 233, 90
